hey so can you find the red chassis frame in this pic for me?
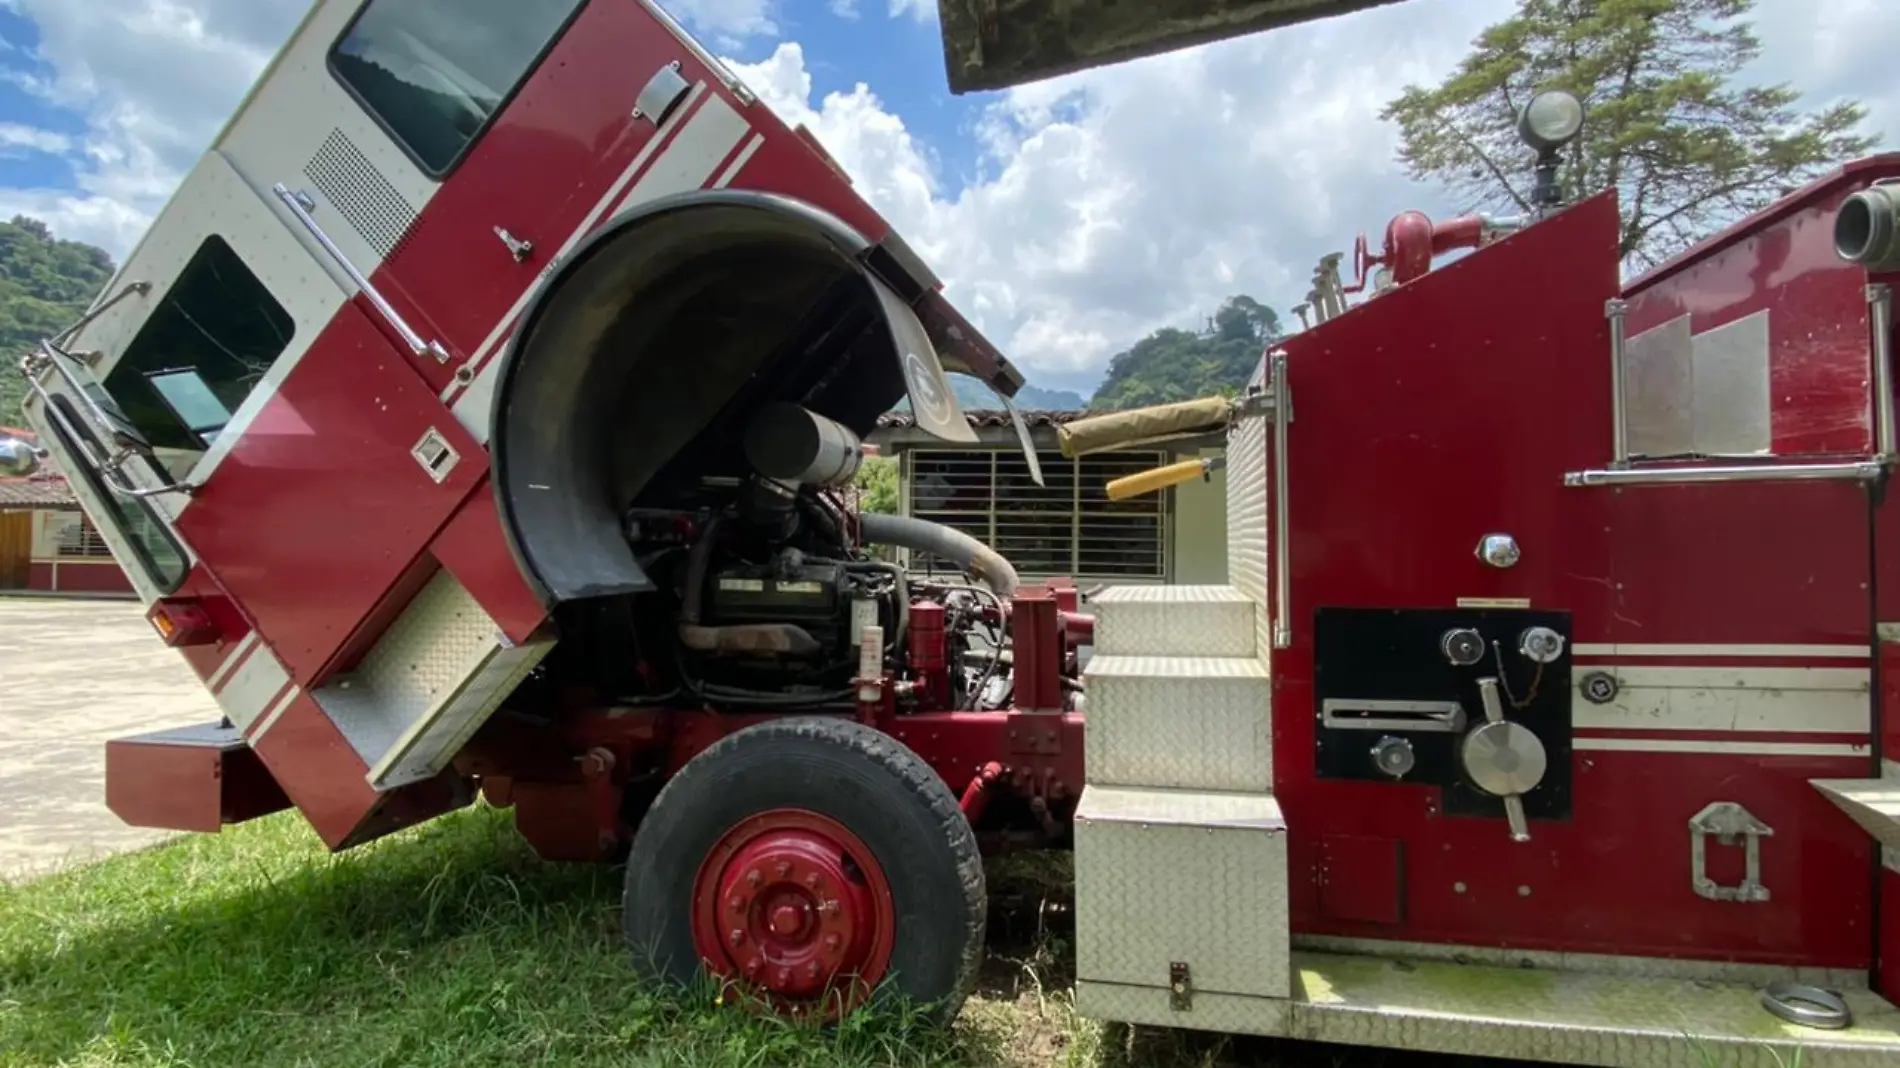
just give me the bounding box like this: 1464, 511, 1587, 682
449, 584, 1091, 864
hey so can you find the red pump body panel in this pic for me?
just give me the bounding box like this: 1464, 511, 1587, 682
1270, 175, 1893, 968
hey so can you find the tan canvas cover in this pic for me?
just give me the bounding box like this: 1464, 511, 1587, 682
1056, 396, 1236, 458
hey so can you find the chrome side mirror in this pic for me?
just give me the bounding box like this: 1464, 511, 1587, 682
0, 434, 43, 478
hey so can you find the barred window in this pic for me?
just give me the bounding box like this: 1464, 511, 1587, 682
906, 448, 1168, 579
56, 514, 114, 559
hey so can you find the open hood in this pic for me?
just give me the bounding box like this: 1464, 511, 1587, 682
934, 0, 1414, 93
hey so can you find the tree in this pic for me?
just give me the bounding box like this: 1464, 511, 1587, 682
1380, 0, 1879, 270
1088, 295, 1283, 410
0, 216, 116, 423
853, 455, 899, 515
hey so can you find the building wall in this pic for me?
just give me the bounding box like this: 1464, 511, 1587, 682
24, 508, 134, 595
1171, 446, 1228, 584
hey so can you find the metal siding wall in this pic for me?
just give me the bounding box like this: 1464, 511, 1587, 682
1224, 412, 1269, 667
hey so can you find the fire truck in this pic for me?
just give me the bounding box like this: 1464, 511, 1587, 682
5, 0, 1900, 1063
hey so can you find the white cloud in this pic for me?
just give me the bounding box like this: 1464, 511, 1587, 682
2, 0, 1896, 395
887, 0, 936, 21
0, 122, 69, 155
666, 0, 779, 43
727, 3, 1514, 390
0, 0, 298, 254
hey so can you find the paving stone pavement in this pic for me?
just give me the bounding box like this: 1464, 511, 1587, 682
0, 597, 218, 882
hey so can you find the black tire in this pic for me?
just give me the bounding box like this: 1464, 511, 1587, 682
621, 716, 986, 1022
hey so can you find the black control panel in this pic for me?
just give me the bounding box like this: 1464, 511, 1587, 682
1313, 606, 1574, 823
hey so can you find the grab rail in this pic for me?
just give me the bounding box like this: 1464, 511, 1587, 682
272, 183, 451, 364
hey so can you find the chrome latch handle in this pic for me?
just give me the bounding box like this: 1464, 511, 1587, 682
1463, 677, 1547, 842
272, 184, 451, 364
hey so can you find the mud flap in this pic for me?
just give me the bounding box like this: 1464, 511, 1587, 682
869, 273, 977, 445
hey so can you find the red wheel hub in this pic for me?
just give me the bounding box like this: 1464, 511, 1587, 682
691, 809, 896, 1017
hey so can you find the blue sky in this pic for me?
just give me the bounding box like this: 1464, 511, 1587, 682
0, 0, 1894, 399
0, 9, 81, 194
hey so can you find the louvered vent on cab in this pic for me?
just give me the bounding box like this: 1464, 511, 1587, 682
303, 129, 420, 259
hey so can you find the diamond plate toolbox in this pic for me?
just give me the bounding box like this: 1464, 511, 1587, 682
1073, 783, 1291, 1002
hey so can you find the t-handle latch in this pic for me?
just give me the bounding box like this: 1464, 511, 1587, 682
1463, 677, 1549, 842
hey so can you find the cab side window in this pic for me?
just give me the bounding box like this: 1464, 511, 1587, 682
102, 235, 295, 479
330, 0, 588, 177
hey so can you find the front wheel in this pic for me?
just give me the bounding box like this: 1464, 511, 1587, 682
621, 717, 986, 1022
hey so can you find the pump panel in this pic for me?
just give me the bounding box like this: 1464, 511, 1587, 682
1313, 606, 1574, 824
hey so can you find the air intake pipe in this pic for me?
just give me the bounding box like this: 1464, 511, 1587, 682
857, 512, 1020, 599
1836, 181, 1900, 272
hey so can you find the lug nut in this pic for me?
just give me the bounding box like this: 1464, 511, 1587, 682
729, 929, 746, 946
746, 868, 763, 887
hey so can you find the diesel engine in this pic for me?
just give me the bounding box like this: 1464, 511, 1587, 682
588, 401, 1028, 715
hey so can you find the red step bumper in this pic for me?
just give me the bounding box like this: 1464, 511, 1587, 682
105, 722, 292, 833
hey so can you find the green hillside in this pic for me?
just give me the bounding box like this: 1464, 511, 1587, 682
1088, 295, 1282, 410
0, 216, 116, 424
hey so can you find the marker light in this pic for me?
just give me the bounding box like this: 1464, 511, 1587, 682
1517, 90, 1585, 154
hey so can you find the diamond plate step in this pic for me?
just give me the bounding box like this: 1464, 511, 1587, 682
1812, 768, 1900, 852
1074, 784, 1290, 1003
1075, 946, 1900, 1066
1090, 584, 1257, 658
1083, 654, 1271, 792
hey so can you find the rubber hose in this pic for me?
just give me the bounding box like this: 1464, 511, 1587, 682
858, 512, 1020, 599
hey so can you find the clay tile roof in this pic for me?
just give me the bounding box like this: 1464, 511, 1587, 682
0, 477, 74, 508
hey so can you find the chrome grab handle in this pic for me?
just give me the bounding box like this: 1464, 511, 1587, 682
1320, 699, 1466, 734
1871, 283, 1895, 461
1270, 349, 1292, 649
271, 183, 451, 364
632, 0, 756, 105
19, 350, 185, 499
54, 279, 150, 349
1564, 461, 1885, 487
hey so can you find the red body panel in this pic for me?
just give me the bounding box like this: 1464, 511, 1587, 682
1621, 187, 1881, 458
175, 303, 487, 686
1271, 189, 1878, 966
377, 0, 717, 392
428, 482, 549, 645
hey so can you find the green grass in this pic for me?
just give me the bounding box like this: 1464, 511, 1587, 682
0, 805, 1441, 1068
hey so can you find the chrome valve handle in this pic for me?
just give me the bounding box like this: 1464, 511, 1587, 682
1464, 677, 1548, 843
